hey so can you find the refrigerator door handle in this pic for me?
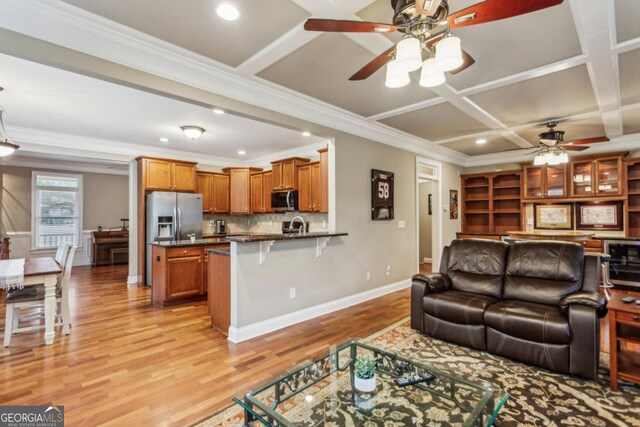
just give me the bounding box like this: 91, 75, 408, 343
173, 206, 178, 241
178, 207, 182, 240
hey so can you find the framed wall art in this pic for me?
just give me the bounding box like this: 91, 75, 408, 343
576, 201, 623, 230
371, 169, 394, 221
534, 203, 573, 230
449, 190, 458, 220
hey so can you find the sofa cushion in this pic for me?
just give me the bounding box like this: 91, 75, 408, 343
504, 241, 584, 305
447, 239, 509, 298
484, 300, 571, 345
424, 290, 497, 325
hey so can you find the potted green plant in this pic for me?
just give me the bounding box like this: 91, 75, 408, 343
187, 233, 196, 243
354, 354, 376, 393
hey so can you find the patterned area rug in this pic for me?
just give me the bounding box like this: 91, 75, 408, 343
195, 318, 640, 426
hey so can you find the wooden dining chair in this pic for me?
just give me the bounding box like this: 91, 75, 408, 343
3, 246, 76, 346
54, 243, 71, 266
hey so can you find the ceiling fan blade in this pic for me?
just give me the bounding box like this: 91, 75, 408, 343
304, 19, 398, 33
448, 0, 563, 28
563, 145, 589, 151
416, 0, 443, 16
448, 49, 475, 75
565, 136, 610, 146
349, 45, 397, 81
425, 32, 446, 49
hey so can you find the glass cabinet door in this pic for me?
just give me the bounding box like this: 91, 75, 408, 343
525, 166, 543, 198
571, 161, 594, 196
546, 165, 566, 197
596, 159, 620, 195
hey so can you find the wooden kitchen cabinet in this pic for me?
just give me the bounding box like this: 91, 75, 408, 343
152, 245, 205, 307
523, 165, 567, 199
138, 157, 197, 192
197, 173, 213, 213
197, 172, 230, 213
250, 171, 273, 214
319, 147, 329, 213
298, 162, 321, 212
570, 155, 623, 197
208, 251, 231, 336
271, 157, 310, 190
223, 167, 262, 214
166, 254, 202, 299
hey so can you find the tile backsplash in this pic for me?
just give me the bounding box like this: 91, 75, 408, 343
203, 212, 329, 235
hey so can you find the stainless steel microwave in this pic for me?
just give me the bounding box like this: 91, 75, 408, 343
271, 190, 298, 212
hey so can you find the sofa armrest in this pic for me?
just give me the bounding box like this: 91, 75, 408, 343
411, 273, 451, 330
560, 291, 607, 318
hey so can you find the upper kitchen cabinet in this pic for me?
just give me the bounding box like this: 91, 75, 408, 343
523, 165, 567, 199
222, 167, 262, 214
271, 157, 310, 190
137, 157, 197, 192
197, 172, 230, 214
251, 171, 273, 214
298, 162, 321, 212
570, 155, 623, 197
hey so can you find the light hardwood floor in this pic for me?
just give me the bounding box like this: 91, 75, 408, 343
0, 265, 410, 426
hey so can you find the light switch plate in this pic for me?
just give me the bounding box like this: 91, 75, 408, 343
527, 218, 533, 226
398, 220, 406, 229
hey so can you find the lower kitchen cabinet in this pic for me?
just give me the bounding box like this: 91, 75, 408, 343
151, 244, 228, 307
208, 251, 230, 336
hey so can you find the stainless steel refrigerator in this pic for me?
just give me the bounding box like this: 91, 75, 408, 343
146, 192, 203, 285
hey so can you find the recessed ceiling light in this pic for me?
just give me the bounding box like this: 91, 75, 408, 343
302, 131, 311, 137
216, 4, 239, 21
181, 126, 205, 140
475, 138, 487, 145
238, 150, 246, 155
159, 137, 169, 143
213, 108, 225, 115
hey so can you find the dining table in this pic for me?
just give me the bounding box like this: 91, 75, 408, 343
0, 257, 61, 345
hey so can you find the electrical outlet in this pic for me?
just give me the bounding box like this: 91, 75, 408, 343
385, 265, 391, 276
398, 220, 406, 229
209, 220, 215, 226
247, 219, 251, 226
322, 220, 327, 228
366, 271, 371, 280
527, 218, 533, 226
289, 287, 296, 299
269, 219, 273, 226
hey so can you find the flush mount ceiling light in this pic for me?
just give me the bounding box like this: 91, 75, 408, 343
180, 126, 205, 140
237, 150, 246, 155
213, 108, 225, 115
216, 4, 239, 21
0, 107, 19, 157
302, 131, 311, 137
303, 0, 566, 88
158, 137, 169, 143
475, 138, 487, 145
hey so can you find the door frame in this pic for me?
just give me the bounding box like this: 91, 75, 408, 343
416, 157, 443, 272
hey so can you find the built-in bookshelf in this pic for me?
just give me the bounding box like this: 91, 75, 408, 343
461, 171, 522, 234
627, 159, 640, 238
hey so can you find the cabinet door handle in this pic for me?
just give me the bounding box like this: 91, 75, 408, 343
634, 315, 639, 321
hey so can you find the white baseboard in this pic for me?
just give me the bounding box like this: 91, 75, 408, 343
227, 278, 411, 343
127, 275, 139, 285
422, 257, 432, 264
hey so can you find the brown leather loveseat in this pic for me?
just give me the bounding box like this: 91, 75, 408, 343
411, 238, 607, 379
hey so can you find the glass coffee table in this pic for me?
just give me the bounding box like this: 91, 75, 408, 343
234, 340, 508, 426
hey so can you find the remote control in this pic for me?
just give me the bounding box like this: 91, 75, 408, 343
394, 372, 435, 387
622, 297, 636, 303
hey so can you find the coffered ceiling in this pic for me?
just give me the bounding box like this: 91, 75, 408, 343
0, 0, 638, 167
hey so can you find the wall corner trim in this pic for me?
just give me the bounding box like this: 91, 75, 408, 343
227, 278, 411, 343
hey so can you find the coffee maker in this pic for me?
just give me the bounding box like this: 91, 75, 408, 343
213, 219, 227, 235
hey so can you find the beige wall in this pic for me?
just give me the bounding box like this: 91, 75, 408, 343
1, 165, 128, 233
418, 181, 434, 260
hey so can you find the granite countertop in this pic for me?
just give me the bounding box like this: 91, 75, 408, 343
457, 232, 507, 236
207, 248, 230, 256
594, 236, 640, 241
150, 239, 229, 248
226, 232, 348, 242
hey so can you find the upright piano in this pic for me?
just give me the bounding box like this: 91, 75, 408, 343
92, 230, 128, 266
0, 237, 9, 260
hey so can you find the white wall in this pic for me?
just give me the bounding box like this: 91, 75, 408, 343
418, 181, 434, 261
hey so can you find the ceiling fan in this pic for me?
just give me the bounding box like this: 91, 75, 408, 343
303, 0, 564, 88
505, 121, 610, 165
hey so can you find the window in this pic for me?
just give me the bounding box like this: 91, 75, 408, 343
32, 172, 83, 250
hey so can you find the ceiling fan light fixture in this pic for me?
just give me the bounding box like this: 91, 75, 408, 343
419, 58, 445, 88
435, 35, 463, 72
385, 60, 410, 88
533, 153, 546, 166
180, 126, 205, 140
558, 151, 568, 163
0, 109, 18, 157
395, 37, 422, 72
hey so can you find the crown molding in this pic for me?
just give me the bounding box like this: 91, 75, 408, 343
0, 0, 467, 166
248, 141, 329, 169
0, 156, 129, 176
